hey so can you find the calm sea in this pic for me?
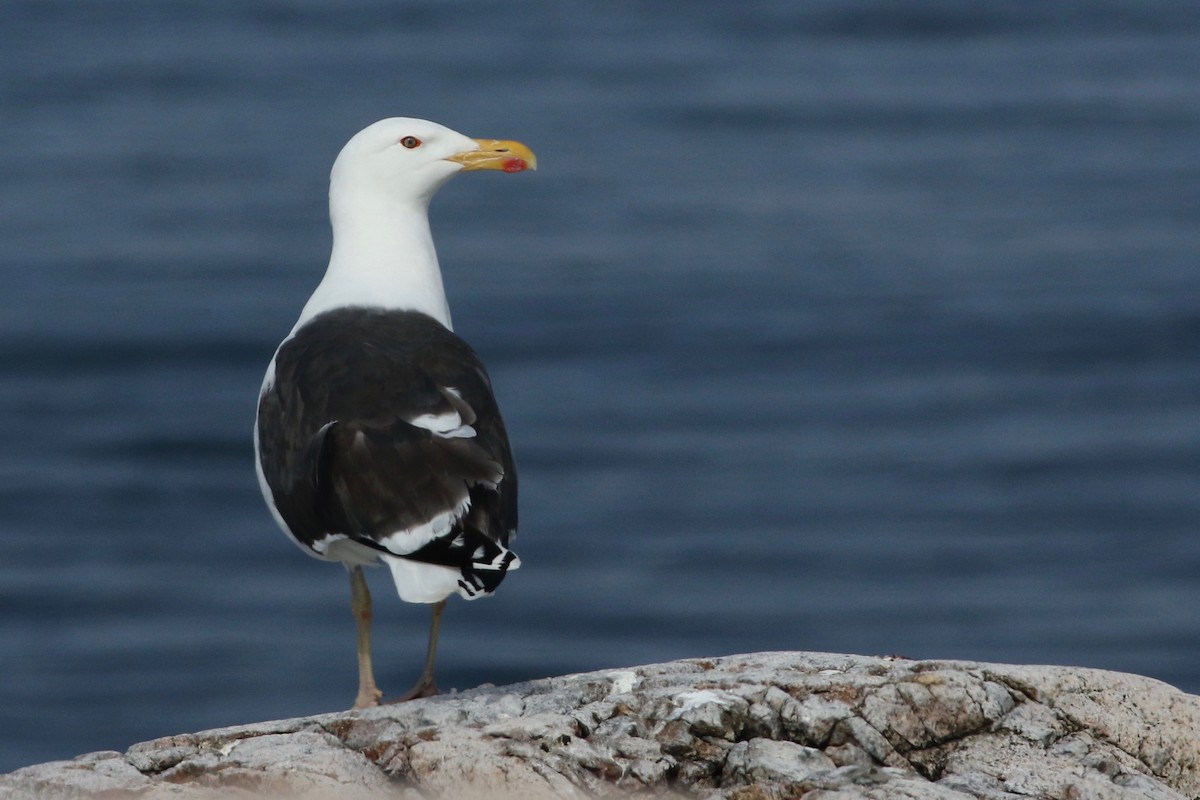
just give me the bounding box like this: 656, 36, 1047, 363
1, 0, 1198, 773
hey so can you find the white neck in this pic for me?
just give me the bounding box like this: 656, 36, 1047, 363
293, 188, 453, 334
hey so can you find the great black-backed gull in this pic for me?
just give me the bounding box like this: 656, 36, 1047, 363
254, 118, 535, 708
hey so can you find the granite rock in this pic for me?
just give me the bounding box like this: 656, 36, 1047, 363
2, 652, 1197, 799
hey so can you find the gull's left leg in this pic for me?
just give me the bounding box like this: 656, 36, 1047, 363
348, 565, 384, 709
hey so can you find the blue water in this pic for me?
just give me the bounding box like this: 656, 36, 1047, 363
1, 0, 1198, 773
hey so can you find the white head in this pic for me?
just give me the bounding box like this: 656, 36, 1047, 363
301, 117, 535, 331
330, 117, 537, 211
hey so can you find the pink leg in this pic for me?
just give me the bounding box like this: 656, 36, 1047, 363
390, 599, 447, 702
348, 566, 383, 709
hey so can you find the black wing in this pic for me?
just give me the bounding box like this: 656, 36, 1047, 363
256, 308, 518, 591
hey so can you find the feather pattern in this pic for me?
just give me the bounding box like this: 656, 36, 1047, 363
256, 307, 518, 602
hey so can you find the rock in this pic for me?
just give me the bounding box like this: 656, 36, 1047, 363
669, 689, 751, 740
721, 738, 835, 784
1, 652, 1197, 799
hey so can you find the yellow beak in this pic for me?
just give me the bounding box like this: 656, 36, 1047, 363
446, 139, 537, 173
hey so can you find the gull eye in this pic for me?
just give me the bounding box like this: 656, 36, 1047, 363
400, 136, 422, 149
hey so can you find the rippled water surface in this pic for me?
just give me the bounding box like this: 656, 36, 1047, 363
1, 0, 1198, 772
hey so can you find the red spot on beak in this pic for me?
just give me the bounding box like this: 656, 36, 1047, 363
503, 158, 528, 173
